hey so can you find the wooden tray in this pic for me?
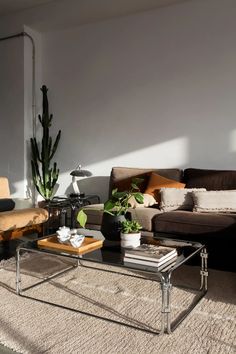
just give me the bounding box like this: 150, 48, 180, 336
38, 235, 103, 255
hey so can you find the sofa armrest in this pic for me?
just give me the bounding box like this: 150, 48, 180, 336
0, 208, 48, 232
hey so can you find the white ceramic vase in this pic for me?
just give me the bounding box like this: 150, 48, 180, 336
120, 232, 141, 248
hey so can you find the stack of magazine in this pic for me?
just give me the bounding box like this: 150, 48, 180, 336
124, 244, 178, 272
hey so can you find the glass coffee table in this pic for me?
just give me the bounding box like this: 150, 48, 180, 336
15, 231, 208, 334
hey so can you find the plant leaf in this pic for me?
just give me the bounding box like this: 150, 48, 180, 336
104, 200, 115, 211
112, 191, 127, 199
112, 188, 118, 196
134, 193, 144, 204
132, 177, 144, 186
77, 209, 87, 228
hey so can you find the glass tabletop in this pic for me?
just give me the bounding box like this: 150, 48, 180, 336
19, 232, 205, 275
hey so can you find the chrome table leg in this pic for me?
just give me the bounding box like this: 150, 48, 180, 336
160, 273, 172, 334
16, 247, 21, 295
200, 247, 208, 291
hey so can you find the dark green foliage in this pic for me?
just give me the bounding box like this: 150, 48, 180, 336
103, 178, 144, 216
77, 178, 144, 228
31, 85, 61, 200
121, 219, 142, 234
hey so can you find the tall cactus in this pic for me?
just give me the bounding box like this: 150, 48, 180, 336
31, 85, 61, 201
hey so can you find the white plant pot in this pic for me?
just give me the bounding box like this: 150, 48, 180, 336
120, 232, 141, 248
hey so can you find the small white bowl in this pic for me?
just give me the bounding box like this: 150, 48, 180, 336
70, 234, 85, 248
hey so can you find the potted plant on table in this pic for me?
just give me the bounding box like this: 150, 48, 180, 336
77, 178, 144, 241
120, 219, 142, 248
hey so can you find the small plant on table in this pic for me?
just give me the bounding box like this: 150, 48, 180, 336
121, 220, 142, 234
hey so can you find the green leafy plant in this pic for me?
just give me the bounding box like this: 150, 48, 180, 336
77, 177, 144, 228
104, 177, 144, 216
31, 85, 61, 201
121, 219, 142, 234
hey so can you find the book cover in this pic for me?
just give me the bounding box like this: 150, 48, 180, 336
123, 252, 177, 267
124, 244, 177, 263
124, 256, 177, 272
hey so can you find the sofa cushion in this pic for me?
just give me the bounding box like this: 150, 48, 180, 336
145, 173, 185, 202
184, 168, 236, 190
109, 167, 183, 196
129, 207, 163, 231
0, 208, 48, 231
160, 188, 206, 211
192, 190, 236, 213
153, 210, 236, 236
128, 194, 157, 208
81, 204, 104, 226
0, 198, 15, 212
82, 204, 162, 232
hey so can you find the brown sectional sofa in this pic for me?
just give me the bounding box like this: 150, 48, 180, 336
84, 167, 236, 271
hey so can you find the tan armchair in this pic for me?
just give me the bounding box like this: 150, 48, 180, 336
0, 177, 48, 241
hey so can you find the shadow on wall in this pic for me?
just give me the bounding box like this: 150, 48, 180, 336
65, 176, 110, 203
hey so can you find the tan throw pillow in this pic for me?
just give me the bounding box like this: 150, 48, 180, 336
128, 194, 157, 208
160, 188, 206, 212
192, 190, 236, 213
145, 172, 185, 202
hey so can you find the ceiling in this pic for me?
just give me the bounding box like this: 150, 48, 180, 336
0, 0, 55, 16
0, 0, 189, 19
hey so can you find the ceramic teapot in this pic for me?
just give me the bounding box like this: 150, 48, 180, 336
56, 226, 71, 243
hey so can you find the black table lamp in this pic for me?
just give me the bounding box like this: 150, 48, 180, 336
70, 164, 92, 196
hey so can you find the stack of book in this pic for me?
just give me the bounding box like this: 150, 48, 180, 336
123, 244, 178, 272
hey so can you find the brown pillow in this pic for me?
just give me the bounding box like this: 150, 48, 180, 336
145, 173, 185, 202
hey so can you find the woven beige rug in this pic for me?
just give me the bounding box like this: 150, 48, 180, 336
0, 254, 235, 354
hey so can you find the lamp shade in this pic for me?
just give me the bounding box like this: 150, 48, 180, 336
70, 165, 92, 195
70, 165, 92, 177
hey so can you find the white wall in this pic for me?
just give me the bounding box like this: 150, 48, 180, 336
1, 0, 236, 201
42, 0, 236, 201
0, 23, 42, 198
0, 33, 25, 197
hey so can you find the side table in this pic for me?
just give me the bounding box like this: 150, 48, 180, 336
45, 194, 100, 234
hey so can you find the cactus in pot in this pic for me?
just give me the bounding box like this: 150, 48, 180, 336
31, 85, 61, 201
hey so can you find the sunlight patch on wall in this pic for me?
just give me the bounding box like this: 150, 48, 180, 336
86, 137, 189, 174
11, 180, 26, 198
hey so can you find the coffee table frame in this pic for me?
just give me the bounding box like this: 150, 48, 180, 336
15, 236, 208, 335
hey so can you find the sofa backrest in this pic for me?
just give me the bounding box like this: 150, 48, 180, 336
184, 168, 236, 190
109, 167, 183, 196
0, 177, 10, 198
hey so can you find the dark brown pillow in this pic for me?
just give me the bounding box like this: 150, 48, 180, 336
0, 199, 15, 212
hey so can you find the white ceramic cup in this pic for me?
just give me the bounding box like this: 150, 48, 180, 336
56, 226, 71, 243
